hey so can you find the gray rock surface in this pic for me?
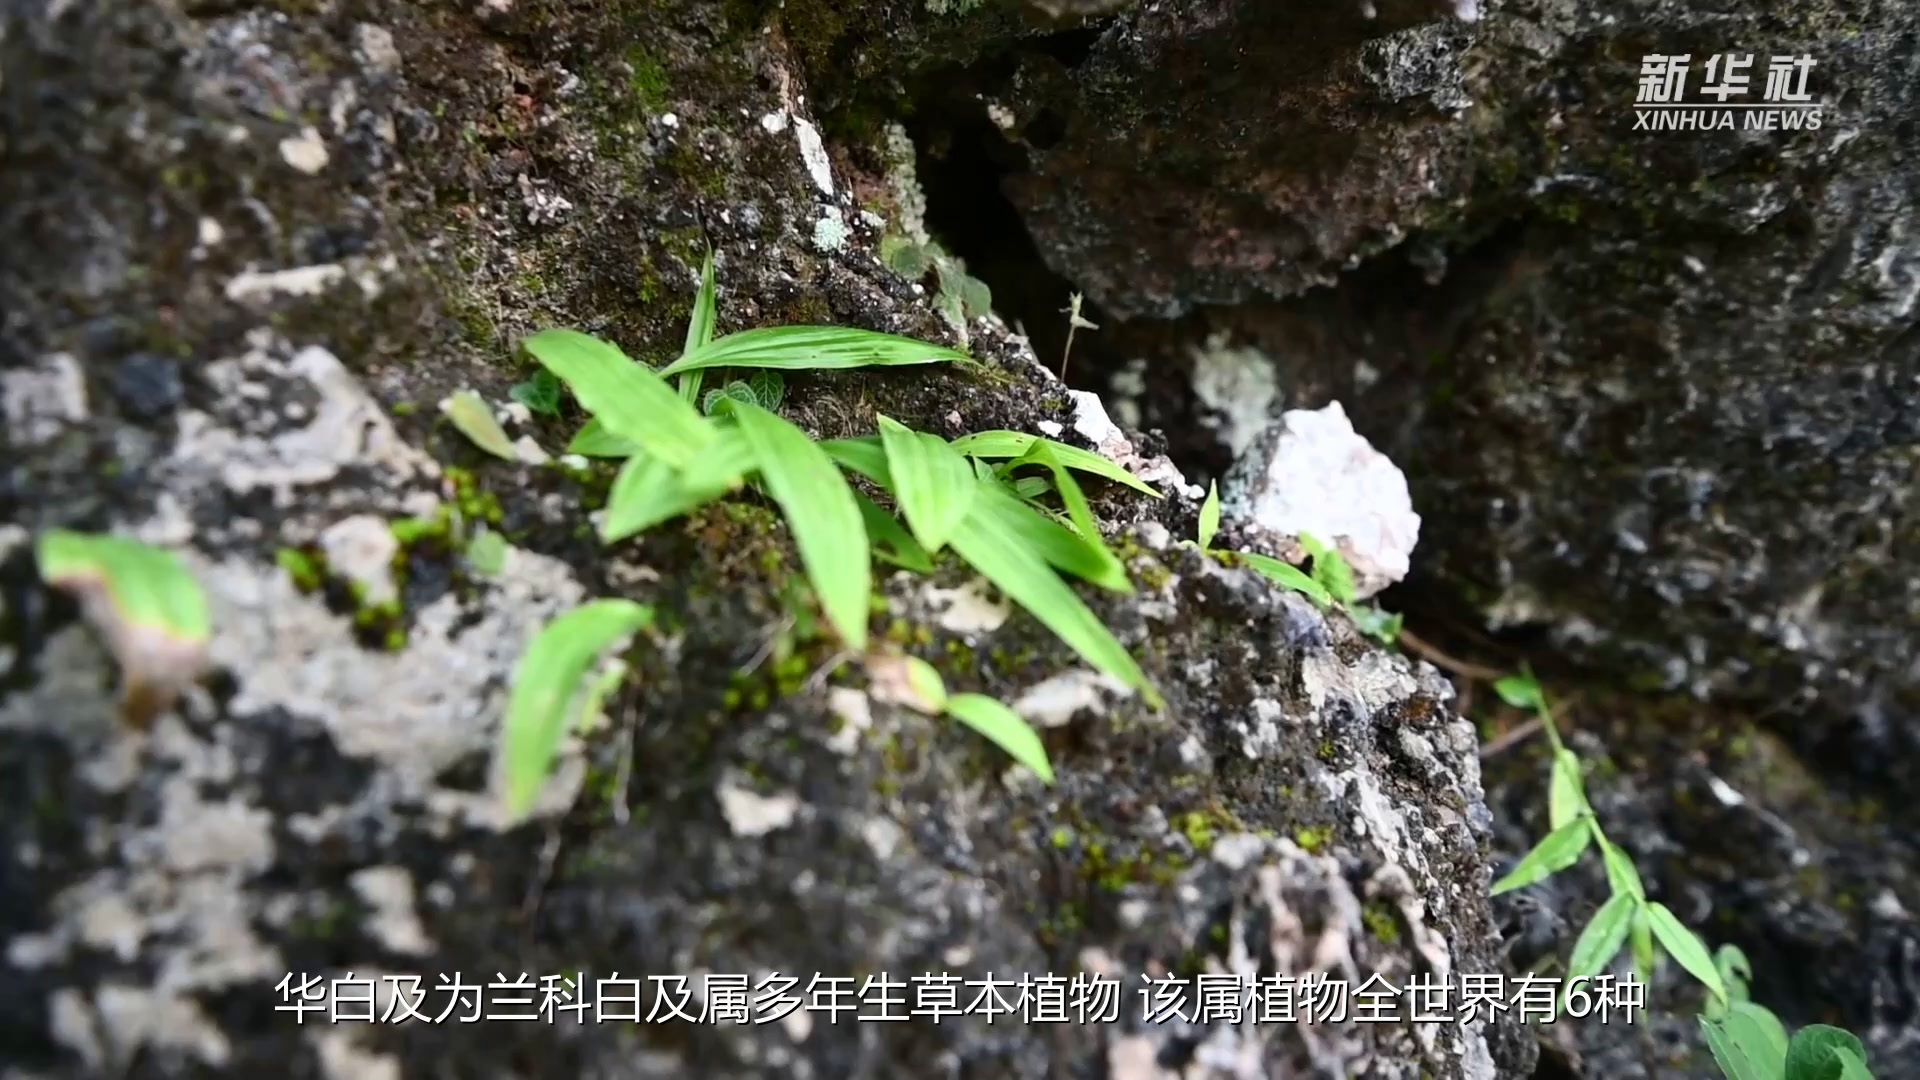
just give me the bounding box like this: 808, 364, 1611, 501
964, 0, 1920, 829
0, 2, 1527, 1078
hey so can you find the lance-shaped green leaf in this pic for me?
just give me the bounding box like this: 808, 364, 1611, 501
661, 325, 971, 377
1490, 816, 1593, 895
821, 436, 892, 488
1198, 480, 1221, 550
1550, 749, 1589, 830
1646, 901, 1728, 1001
1567, 892, 1637, 983
500, 599, 653, 819
441, 390, 519, 461
972, 483, 1131, 593
950, 430, 1162, 497
600, 429, 755, 544
948, 692, 1054, 784
566, 417, 642, 458
1601, 837, 1647, 901
1012, 440, 1129, 588
678, 248, 719, 406
731, 401, 870, 651
947, 500, 1155, 705
1834, 1049, 1874, 1080
1238, 552, 1334, 608
521, 329, 713, 468
877, 415, 975, 552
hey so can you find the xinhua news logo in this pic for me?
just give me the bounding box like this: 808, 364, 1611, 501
1634, 53, 1823, 131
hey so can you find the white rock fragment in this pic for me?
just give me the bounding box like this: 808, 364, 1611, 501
1036, 419, 1063, 437
1066, 390, 1200, 498
319, 514, 401, 606
355, 24, 401, 75
717, 775, 801, 837
1223, 401, 1420, 599
825, 688, 873, 754
922, 580, 1010, 634
349, 867, 435, 956
1453, 0, 1481, 22
1188, 333, 1278, 457
793, 116, 834, 197
3, 352, 88, 446
759, 110, 789, 134
660, 112, 679, 128
278, 127, 330, 174
224, 264, 347, 302
1011, 670, 1133, 728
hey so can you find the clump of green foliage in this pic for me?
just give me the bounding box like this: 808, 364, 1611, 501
1191, 481, 1402, 646
494, 250, 1169, 817
1494, 670, 1877, 1080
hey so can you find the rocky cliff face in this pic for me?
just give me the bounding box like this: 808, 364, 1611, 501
905, 0, 1920, 777
1, 2, 1529, 1078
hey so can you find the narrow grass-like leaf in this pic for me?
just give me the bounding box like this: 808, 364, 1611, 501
1490, 816, 1593, 895
947, 692, 1054, 783
1785, 1026, 1869, 1080
731, 401, 870, 650
878, 415, 976, 552
1646, 901, 1728, 1000
1239, 552, 1333, 608
442, 390, 519, 461
567, 417, 641, 458
1549, 749, 1588, 830
1601, 838, 1646, 901
1198, 480, 1221, 550
1015, 441, 1129, 587
501, 599, 653, 819
678, 249, 719, 406
1568, 892, 1637, 982
1703, 1015, 1789, 1080
522, 329, 713, 468
855, 491, 934, 573
37, 531, 211, 643
662, 325, 971, 377
950, 430, 1162, 497
973, 483, 1131, 593
821, 436, 892, 488
948, 502, 1154, 703
600, 434, 753, 544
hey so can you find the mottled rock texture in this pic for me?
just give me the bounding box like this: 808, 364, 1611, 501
0, 2, 1526, 1079
966, 0, 1920, 784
